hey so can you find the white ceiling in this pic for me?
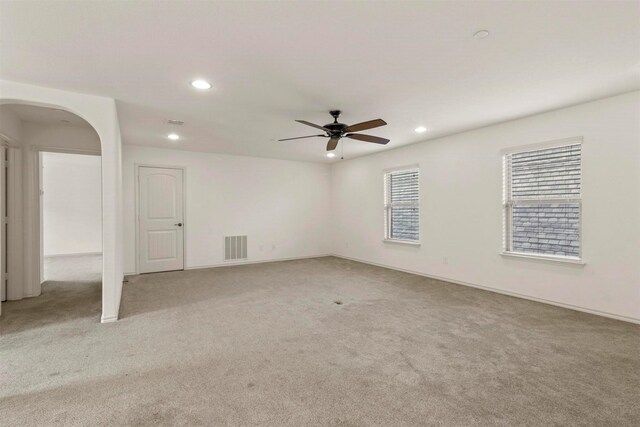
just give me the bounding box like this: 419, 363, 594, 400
1, 104, 91, 127
1, 1, 638, 163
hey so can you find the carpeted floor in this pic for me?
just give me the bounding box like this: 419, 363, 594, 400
44, 253, 103, 283
1, 256, 638, 426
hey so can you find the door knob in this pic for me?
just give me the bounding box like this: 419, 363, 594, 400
175, 222, 183, 227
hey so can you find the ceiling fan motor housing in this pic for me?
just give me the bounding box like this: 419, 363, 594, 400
279, 110, 389, 151
324, 122, 348, 136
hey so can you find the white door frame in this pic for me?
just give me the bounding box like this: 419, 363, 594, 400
134, 163, 186, 275
36, 147, 102, 289
0, 140, 8, 302
0, 135, 24, 302
0, 135, 16, 313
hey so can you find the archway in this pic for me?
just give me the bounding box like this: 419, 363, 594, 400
0, 79, 123, 322
1, 103, 100, 295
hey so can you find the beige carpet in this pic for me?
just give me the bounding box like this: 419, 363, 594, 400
1, 256, 638, 425
44, 253, 103, 283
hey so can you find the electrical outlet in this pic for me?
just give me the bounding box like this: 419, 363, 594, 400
271, 244, 276, 251
345, 242, 349, 249
443, 257, 448, 265
259, 245, 264, 251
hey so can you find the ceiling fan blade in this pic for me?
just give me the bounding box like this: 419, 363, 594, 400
295, 120, 330, 132
278, 134, 325, 141
344, 119, 387, 133
346, 134, 390, 145
326, 137, 340, 151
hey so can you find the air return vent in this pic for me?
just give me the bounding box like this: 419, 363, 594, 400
224, 235, 248, 261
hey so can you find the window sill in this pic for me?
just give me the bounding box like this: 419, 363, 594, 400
383, 239, 421, 246
501, 251, 585, 265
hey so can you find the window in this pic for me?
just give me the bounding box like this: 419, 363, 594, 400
384, 167, 419, 243
503, 139, 582, 260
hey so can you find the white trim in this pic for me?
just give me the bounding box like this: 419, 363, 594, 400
383, 239, 421, 246
134, 163, 186, 275
30, 147, 103, 299
382, 163, 420, 173
100, 315, 118, 323
500, 251, 585, 265
44, 251, 102, 258
0, 143, 5, 306
122, 254, 330, 277
184, 254, 331, 271
0, 131, 20, 148
331, 254, 639, 324
505, 198, 582, 205
383, 165, 420, 243
32, 145, 100, 156
120, 253, 638, 324
502, 140, 583, 260
6, 146, 24, 300
500, 135, 583, 155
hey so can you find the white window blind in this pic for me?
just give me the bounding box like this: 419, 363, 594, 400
384, 167, 419, 242
503, 140, 582, 259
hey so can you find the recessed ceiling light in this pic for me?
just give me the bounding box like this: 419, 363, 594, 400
191, 79, 211, 90
326, 152, 336, 158
415, 126, 428, 133
473, 30, 490, 39
168, 133, 180, 141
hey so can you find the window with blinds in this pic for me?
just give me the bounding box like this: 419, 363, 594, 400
384, 167, 419, 242
503, 139, 582, 259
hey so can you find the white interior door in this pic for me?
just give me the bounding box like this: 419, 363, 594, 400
138, 166, 184, 273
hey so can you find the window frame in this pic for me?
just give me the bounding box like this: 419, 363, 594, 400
383, 165, 420, 245
501, 137, 583, 263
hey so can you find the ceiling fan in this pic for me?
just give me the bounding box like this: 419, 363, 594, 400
279, 110, 389, 151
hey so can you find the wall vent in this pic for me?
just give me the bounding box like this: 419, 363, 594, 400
224, 235, 248, 261
167, 119, 184, 126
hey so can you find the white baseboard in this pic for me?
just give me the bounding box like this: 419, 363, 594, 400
100, 315, 118, 323
120, 253, 639, 324
185, 254, 332, 271
123, 254, 332, 277
331, 254, 640, 325
45, 252, 102, 258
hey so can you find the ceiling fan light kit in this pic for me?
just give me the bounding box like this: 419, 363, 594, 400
279, 110, 389, 153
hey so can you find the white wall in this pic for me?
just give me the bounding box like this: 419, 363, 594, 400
0, 106, 22, 143
331, 91, 640, 322
22, 122, 101, 153
123, 146, 332, 274
1, 79, 124, 323
42, 152, 102, 256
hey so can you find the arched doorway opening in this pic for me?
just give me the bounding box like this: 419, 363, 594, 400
0, 104, 103, 322
0, 80, 123, 323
